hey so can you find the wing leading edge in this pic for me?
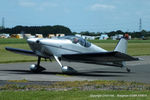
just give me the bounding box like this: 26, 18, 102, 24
5, 47, 36, 56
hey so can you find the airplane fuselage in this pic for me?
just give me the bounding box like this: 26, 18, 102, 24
27, 37, 107, 58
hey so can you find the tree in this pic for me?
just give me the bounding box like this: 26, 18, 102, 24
0, 25, 72, 36
116, 30, 124, 34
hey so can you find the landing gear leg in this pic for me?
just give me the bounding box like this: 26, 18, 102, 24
126, 67, 131, 73
30, 56, 46, 73
53, 55, 77, 74
37, 56, 41, 66
121, 62, 131, 73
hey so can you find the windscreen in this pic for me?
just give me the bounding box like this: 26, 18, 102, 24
59, 36, 91, 47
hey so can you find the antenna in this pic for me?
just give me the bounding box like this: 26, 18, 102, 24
2, 17, 5, 29
139, 18, 142, 32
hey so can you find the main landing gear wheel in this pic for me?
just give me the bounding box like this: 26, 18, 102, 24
62, 66, 77, 74
29, 56, 46, 73
126, 68, 131, 73
53, 55, 77, 74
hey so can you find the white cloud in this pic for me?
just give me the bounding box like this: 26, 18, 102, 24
18, 0, 58, 11
18, 1, 36, 7
90, 4, 116, 11
17, 0, 70, 13
38, 2, 58, 11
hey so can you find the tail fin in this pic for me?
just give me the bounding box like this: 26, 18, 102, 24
114, 38, 128, 53
113, 37, 141, 69
114, 37, 128, 67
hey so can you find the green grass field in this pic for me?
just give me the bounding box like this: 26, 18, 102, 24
0, 80, 150, 100
0, 38, 26, 44
0, 38, 150, 63
0, 43, 36, 63
0, 90, 149, 100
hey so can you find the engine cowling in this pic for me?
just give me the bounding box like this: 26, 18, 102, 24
61, 66, 77, 74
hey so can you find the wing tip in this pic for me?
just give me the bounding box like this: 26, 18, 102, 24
136, 57, 144, 61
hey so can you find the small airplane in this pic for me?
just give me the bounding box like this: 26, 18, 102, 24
5, 35, 140, 74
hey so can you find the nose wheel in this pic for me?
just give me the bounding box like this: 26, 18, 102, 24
30, 64, 46, 73
30, 56, 46, 73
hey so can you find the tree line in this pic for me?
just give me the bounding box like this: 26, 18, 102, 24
73, 30, 150, 38
0, 25, 150, 38
0, 25, 72, 37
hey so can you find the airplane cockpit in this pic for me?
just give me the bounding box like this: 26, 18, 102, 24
59, 36, 91, 47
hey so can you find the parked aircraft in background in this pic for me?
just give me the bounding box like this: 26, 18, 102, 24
5, 35, 139, 74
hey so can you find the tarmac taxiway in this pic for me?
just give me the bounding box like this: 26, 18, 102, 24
0, 56, 150, 83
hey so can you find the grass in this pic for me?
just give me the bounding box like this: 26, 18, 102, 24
1, 80, 150, 91
0, 80, 150, 100
7, 79, 29, 83
0, 43, 36, 63
0, 38, 150, 63
0, 38, 26, 44
0, 90, 149, 100
95, 43, 150, 56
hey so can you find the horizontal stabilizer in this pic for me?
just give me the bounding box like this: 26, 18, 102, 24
5, 47, 36, 56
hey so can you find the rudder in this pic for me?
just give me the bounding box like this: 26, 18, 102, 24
114, 37, 128, 67
114, 38, 128, 54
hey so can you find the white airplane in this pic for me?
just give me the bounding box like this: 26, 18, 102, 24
5, 35, 139, 73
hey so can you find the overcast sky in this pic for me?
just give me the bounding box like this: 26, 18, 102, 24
0, 0, 150, 32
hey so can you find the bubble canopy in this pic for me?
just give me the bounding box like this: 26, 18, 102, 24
58, 36, 91, 47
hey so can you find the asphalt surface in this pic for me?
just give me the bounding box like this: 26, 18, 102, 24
0, 56, 150, 83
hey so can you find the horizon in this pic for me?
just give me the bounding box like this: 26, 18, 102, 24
1, 0, 150, 32
1, 24, 148, 33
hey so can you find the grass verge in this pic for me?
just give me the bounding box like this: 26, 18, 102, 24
0, 90, 149, 100
0, 80, 150, 100
0, 80, 150, 91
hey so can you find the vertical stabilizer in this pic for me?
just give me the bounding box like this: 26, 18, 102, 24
114, 37, 128, 68
114, 38, 128, 53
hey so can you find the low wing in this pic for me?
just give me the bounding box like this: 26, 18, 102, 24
5, 47, 36, 56
62, 51, 139, 64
